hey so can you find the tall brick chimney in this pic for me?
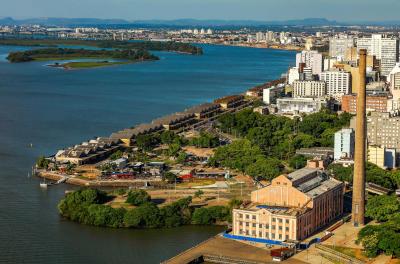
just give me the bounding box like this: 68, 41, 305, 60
352, 49, 367, 226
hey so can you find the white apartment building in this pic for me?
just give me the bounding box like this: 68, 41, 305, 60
320, 70, 351, 100
256, 32, 266, 42
334, 128, 355, 160
329, 36, 355, 59
288, 67, 300, 85
389, 63, 400, 103
263, 86, 285, 105
357, 34, 400, 76
293, 81, 326, 98
296, 50, 323, 75
266, 31, 275, 42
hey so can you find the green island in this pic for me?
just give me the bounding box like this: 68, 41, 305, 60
58, 188, 240, 228
7, 48, 159, 64
0, 38, 203, 55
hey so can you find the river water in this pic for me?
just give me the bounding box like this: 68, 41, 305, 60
0, 43, 295, 263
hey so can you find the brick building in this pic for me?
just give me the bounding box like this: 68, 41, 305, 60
232, 168, 344, 242
342, 94, 388, 113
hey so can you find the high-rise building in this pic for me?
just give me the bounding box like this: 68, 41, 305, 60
232, 168, 344, 242
368, 146, 397, 169
288, 67, 300, 85
352, 111, 400, 150
341, 94, 389, 113
256, 32, 266, 42
334, 128, 355, 160
389, 63, 400, 102
293, 80, 326, 98
329, 36, 355, 59
320, 70, 351, 100
266, 31, 275, 42
296, 50, 323, 75
357, 34, 399, 76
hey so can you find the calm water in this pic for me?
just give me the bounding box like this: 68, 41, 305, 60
0, 44, 295, 263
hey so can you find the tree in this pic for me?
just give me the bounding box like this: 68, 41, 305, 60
194, 190, 204, 199
288, 155, 307, 170
164, 172, 177, 183
36, 156, 49, 169
167, 143, 181, 157
126, 190, 151, 206
176, 152, 188, 164
365, 195, 400, 222
136, 134, 160, 151
245, 158, 284, 181
109, 150, 123, 160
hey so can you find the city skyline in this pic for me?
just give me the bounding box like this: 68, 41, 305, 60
2, 0, 400, 22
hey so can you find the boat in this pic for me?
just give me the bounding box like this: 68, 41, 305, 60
40, 178, 48, 188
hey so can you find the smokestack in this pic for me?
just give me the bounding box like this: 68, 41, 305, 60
352, 49, 367, 226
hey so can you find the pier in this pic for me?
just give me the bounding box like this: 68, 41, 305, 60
162, 235, 306, 264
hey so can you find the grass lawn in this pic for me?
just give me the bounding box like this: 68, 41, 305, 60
61, 61, 130, 69
325, 245, 369, 262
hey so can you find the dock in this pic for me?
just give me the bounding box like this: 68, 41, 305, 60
162, 235, 306, 264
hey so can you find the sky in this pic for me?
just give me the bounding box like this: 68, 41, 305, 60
2, 0, 400, 22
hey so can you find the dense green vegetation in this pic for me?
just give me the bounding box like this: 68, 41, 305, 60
209, 109, 352, 180
328, 163, 398, 190
365, 195, 400, 223
0, 38, 203, 55
188, 132, 220, 148
36, 156, 50, 169
126, 190, 151, 206
58, 188, 233, 229
7, 48, 158, 63
357, 195, 400, 258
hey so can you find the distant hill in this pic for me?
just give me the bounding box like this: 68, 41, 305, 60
0, 17, 129, 26
1, 17, 400, 27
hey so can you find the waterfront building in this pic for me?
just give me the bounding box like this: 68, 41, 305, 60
277, 97, 328, 114
214, 95, 244, 109
266, 31, 275, 42
256, 32, 266, 42
152, 112, 196, 131
341, 94, 390, 114
184, 103, 221, 119
263, 86, 284, 105
232, 168, 344, 242
357, 34, 400, 76
292, 80, 326, 98
55, 137, 120, 165
368, 145, 397, 169
329, 36, 355, 59
351, 111, 400, 150
295, 50, 323, 75
334, 128, 355, 160
110, 123, 163, 146
320, 70, 351, 101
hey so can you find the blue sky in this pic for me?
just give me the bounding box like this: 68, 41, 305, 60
2, 0, 400, 21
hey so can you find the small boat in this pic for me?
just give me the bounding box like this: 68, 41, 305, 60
40, 178, 48, 188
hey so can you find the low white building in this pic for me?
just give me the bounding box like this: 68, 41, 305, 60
277, 97, 328, 114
